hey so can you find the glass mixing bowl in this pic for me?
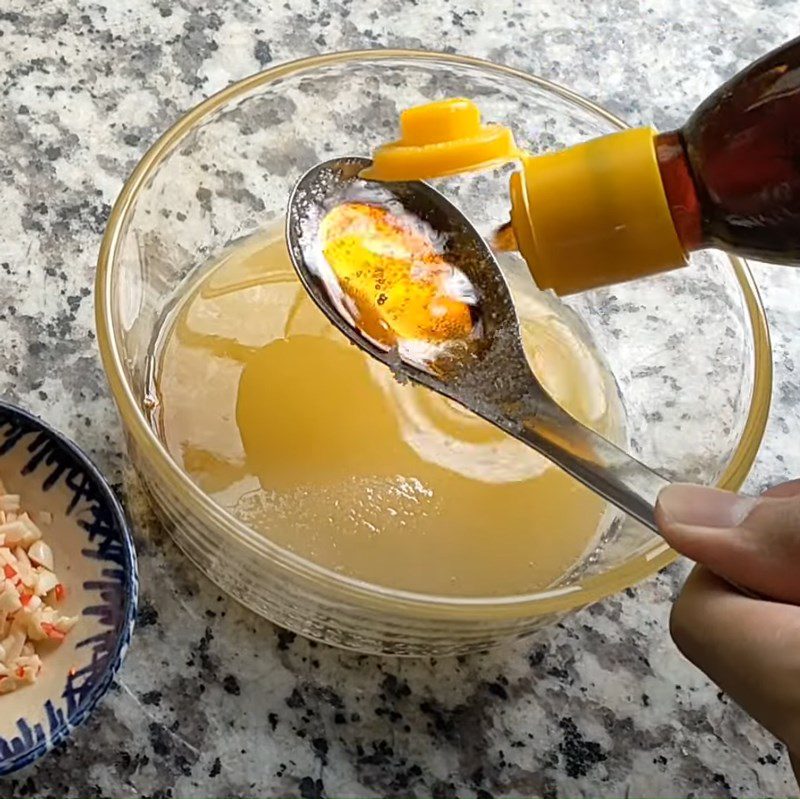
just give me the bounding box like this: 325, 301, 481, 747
96, 51, 771, 655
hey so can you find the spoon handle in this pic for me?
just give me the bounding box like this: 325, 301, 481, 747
498, 404, 670, 533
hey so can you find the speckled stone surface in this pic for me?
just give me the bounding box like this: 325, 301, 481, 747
1, 1, 800, 796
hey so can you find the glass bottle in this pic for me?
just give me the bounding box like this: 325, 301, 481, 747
508, 36, 800, 294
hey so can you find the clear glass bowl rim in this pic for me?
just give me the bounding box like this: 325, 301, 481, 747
95, 48, 773, 618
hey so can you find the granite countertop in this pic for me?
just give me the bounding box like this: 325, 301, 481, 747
2, 1, 800, 796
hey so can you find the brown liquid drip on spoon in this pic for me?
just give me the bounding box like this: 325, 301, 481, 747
492, 220, 517, 252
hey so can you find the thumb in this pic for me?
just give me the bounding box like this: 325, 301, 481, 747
656, 482, 800, 604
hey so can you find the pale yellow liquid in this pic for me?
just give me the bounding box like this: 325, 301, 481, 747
150, 225, 622, 597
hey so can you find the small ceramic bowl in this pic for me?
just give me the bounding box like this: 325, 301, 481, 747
0, 402, 137, 776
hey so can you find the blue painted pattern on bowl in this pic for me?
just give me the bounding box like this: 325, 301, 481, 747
0, 402, 137, 776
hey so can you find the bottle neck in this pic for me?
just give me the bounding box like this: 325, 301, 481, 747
654, 130, 703, 253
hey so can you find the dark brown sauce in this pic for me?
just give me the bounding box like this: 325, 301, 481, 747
658, 36, 800, 261
491, 220, 518, 252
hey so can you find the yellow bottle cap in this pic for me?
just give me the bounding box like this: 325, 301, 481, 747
361, 98, 518, 181
509, 127, 687, 295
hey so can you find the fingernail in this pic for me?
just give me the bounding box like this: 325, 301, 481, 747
657, 484, 758, 529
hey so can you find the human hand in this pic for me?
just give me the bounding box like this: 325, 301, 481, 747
656, 481, 800, 779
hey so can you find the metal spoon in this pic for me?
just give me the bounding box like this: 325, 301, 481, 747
286, 156, 669, 533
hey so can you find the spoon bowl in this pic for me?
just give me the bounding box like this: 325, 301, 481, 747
287, 156, 670, 531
